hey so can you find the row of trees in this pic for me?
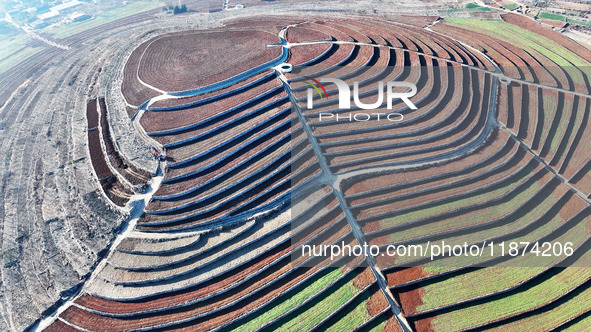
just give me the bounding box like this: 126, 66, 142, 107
162, 4, 187, 15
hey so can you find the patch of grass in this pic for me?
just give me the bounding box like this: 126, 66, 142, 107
0, 47, 43, 75
440, 9, 463, 13
539, 12, 566, 21
421, 266, 547, 313
420, 210, 567, 272
568, 19, 591, 27
228, 268, 342, 331
419, 208, 587, 276
504, 3, 518, 11
43, 0, 164, 39
557, 96, 587, 157
392, 181, 559, 268
465, 3, 492, 11
564, 9, 580, 16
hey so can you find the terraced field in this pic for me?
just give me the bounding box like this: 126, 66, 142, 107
17, 8, 591, 332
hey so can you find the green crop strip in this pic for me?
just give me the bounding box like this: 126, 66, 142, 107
465, 3, 492, 11
494, 284, 591, 331
442, 18, 591, 86
228, 268, 342, 331
419, 203, 581, 311
548, 96, 573, 153
325, 291, 372, 331
504, 4, 518, 11
271, 273, 362, 331
380, 164, 536, 229
539, 12, 566, 21
568, 19, 591, 27
431, 215, 591, 331
388, 174, 543, 243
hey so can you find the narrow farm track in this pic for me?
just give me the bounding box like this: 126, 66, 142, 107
276, 69, 412, 331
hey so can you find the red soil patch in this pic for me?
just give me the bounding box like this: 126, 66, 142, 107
86, 99, 98, 129
140, 79, 284, 135
98, 97, 125, 169
522, 85, 539, 148
140, 180, 292, 230
137, 29, 282, 92
86, 99, 132, 206
367, 288, 389, 316
386, 266, 430, 287
558, 192, 588, 222
355, 149, 532, 221
561, 99, 591, 179
289, 43, 332, 66
398, 286, 426, 316
413, 317, 435, 332
301, 21, 353, 42
383, 315, 404, 332
154, 137, 289, 199
571, 171, 591, 196
66, 247, 359, 331
344, 129, 508, 200
352, 267, 376, 289
498, 83, 509, 126
45, 320, 79, 332
87, 129, 111, 180
321, 20, 372, 43
154, 120, 290, 196
148, 70, 274, 109
389, 267, 433, 330
286, 25, 331, 43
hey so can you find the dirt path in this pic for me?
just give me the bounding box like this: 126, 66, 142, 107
275, 64, 413, 331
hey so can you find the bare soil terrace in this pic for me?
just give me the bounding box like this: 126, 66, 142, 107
137, 29, 283, 93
